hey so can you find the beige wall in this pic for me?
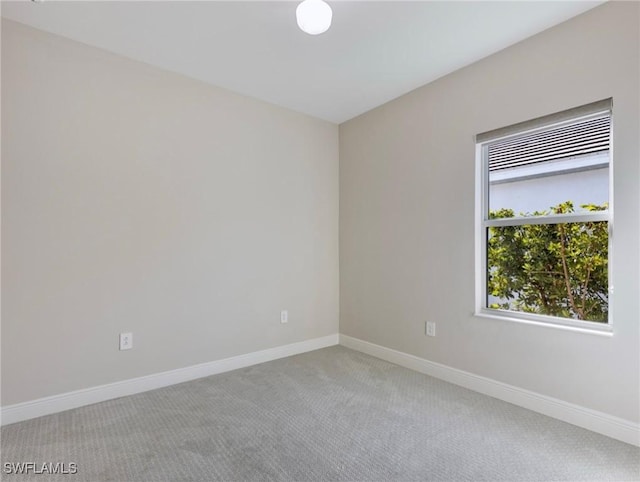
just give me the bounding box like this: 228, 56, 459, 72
340, 2, 639, 422
1, 20, 339, 406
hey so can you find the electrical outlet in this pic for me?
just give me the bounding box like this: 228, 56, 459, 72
425, 322, 436, 337
119, 332, 133, 350
280, 310, 288, 324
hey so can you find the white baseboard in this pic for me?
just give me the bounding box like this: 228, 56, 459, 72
339, 334, 640, 447
1, 334, 339, 426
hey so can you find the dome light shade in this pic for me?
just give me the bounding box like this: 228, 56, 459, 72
296, 0, 332, 35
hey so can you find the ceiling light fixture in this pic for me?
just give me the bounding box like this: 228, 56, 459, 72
296, 0, 332, 35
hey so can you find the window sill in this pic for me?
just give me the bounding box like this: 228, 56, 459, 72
474, 310, 613, 337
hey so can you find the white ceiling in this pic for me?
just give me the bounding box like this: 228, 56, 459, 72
2, 1, 603, 123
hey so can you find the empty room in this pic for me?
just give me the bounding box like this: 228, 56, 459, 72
1, 1, 639, 480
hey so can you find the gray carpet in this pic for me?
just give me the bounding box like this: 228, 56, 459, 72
2, 346, 639, 481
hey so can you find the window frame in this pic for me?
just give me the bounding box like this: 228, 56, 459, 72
474, 102, 613, 333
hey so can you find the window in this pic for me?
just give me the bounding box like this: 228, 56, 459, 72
475, 99, 612, 330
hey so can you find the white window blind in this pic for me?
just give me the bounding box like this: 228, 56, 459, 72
488, 115, 610, 172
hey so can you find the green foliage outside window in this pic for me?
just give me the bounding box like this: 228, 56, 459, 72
487, 201, 608, 323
